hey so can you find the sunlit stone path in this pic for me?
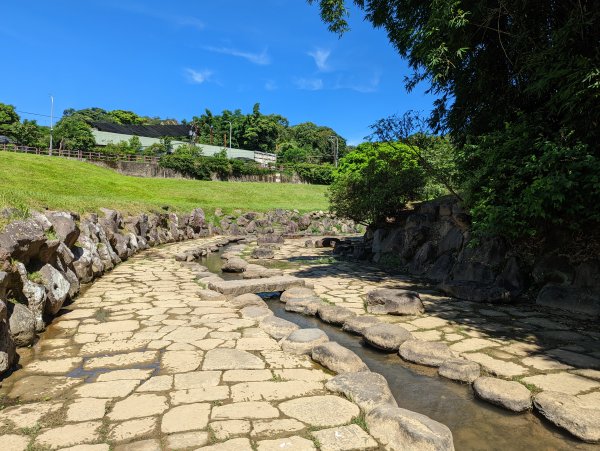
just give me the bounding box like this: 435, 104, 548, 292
0, 239, 379, 450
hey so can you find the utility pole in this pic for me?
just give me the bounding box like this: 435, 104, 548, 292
49, 95, 54, 155
329, 135, 339, 167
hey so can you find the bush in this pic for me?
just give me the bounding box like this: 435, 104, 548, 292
159, 144, 211, 180
328, 142, 425, 225
292, 163, 334, 185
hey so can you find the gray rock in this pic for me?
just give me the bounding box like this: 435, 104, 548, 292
399, 340, 454, 367
284, 298, 323, 316
280, 287, 318, 303
534, 391, 600, 443
473, 377, 531, 412
536, 284, 600, 317
366, 288, 424, 315
15, 263, 46, 332
259, 316, 299, 340
44, 212, 80, 247
0, 219, 46, 264
208, 276, 307, 296
438, 358, 480, 383
0, 309, 16, 375
325, 371, 397, 413
342, 316, 380, 335
280, 328, 329, 355
239, 306, 273, 321
222, 257, 248, 273
9, 303, 36, 347
366, 405, 455, 451
312, 342, 368, 374
39, 264, 70, 315
363, 323, 413, 352
251, 247, 275, 259
317, 305, 356, 326
229, 293, 267, 309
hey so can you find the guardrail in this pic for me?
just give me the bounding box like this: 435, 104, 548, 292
0, 144, 160, 163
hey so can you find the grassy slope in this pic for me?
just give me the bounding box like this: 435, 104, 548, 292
0, 152, 329, 215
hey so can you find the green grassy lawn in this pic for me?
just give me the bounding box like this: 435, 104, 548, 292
0, 152, 329, 216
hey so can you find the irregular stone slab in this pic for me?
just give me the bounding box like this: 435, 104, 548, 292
210, 419, 251, 440
108, 394, 168, 421
84, 351, 158, 370
165, 431, 209, 449
410, 317, 448, 329
35, 421, 102, 449
449, 338, 501, 353
231, 380, 323, 402
203, 349, 265, 370
163, 326, 210, 343
198, 437, 253, 451
342, 316, 380, 335
285, 298, 323, 315
463, 353, 528, 378
211, 401, 279, 420
174, 371, 221, 389
0, 401, 62, 428
325, 371, 397, 413
279, 395, 359, 427
62, 445, 110, 451
236, 337, 279, 351
363, 323, 412, 352
24, 357, 83, 374
161, 350, 203, 373
534, 391, 600, 443
0, 435, 28, 451
473, 377, 531, 412
8, 376, 82, 401
521, 373, 600, 395
399, 340, 454, 367
66, 398, 108, 421
208, 276, 306, 296
109, 417, 157, 442
80, 340, 149, 356
97, 369, 153, 382
240, 306, 273, 321
257, 436, 316, 450
521, 355, 573, 371
312, 424, 379, 451
251, 419, 305, 437
170, 386, 230, 405
280, 287, 318, 303
229, 293, 267, 309
259, 316, 299, 339
280, 328, 329, 355
312, 342, 368, 374
366, 405, 454, 451
438, 358, 480, 383
366, 288, 424, 315
318, 305, 356, 326
546, 349, 600, 369
223, 370, 272, 382
78, 320, 140, 335
161, 403, 210, 433
114, 439, 161, 451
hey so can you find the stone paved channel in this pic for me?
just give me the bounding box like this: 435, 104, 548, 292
0, 239, 381, 450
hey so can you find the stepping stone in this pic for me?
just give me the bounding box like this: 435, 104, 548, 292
363, 323, 413, 352
280, 328, 329, 355
203, 349, 265, 370
208, 276, 307, 295
318, 305, 356, 326
312, 424, 379, 450
534, 391, 600, 443
438, 358, 480, 383
240, 306, 273, 321
366, 405, 454, 451
285, 298, 323, 315
342, 316, 380, 335
259, 316, 299, 339
366, 288, 424, 315
278, 395, 359, 427
325, 371, 397, 413
312, 342, 368, 374
229, 293, 267, 309
257, 436, 315, 450
473, 377, 532, 412
280, 287, 318, 303
399, 340, 454, 367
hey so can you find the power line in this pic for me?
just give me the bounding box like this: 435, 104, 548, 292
16, 110, 63, 120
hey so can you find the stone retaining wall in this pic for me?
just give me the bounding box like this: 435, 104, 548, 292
0, 207, 359, 376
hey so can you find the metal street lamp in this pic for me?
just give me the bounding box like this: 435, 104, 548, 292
328, 135, 339, 167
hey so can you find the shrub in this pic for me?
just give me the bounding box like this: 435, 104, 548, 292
328, 142, 425, 225
292, 163, 334, 185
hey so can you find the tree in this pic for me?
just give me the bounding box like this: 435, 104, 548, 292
328, 142, 425, 225
10, 119, 43, 147
0, 103, 20, 136
108, 110, 147, 125
53, 117, 95, 151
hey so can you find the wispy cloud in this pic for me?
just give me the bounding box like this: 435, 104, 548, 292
204, 46, 271, 65
185, 68, 213, 84
335, 72, 381, 93
294, 77, 324, 91
264, 80, 278, 91
107, 3, 204, 31
308, 48, 331, 71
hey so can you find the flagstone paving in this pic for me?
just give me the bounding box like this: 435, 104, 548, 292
0, 239, 381, 450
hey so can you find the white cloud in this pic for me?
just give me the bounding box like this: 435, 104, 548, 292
264, 80, 278, 91
335, 72, 381, 93
185, 68, 213, 84
294, 77, 324, 91
308, 48, 331, 71
172, 16, 205, 31
204, 46, 271, 65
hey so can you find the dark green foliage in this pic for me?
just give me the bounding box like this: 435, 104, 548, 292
9, 119, 43, 147
328, 142, 425, 224
53, 117, 95, 151
292, 163, 334, 185
0, 103, 20, 136
159, 144, 211, 180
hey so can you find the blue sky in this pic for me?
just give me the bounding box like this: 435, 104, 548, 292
1, 0, 435, 145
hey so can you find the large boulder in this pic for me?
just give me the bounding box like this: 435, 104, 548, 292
312, 342, 369, 374
222, 257, 248, 273
280, 287, 318, 303
534, 391, 600, 443
325, 371, 397, 413
39, 264, 70, 315
280, 328, 328, 355
0, 219, 46, 264
44, 212, 80, 247
366, 289, 424, 316
251, 247, 275, 259
536, 284, 600, 317
399, 340, 454, 367
15, 263, 46, 332
317, 305, 356, 326
473, 377, 531, 412
259, 316, 299, 340
363, 323, 413, 352
229, 293, 267, 309
9, 303, 36, 347
285, 298, 324, 316
366, 405, 455, 451
342, 316, 380, 335
438, 358, 480, 383
0, 303, 16, 375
